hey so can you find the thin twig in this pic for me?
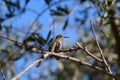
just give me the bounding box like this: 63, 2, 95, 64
0, 70, 6, 80
90, 20, 113, 78
26, 8, 39, 14
76, 43, 103, 62
0, 35, 44, 51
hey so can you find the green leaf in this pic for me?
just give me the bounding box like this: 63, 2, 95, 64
63, 19, 69, 30
25, 0, 30, 4
50, 10, 63, 16
16, 0, 20, 9
0, 25, 2, 30
5, 14, 14, 18
46, 30, 51, 41
4, 0, 17, 6
44, 0, 51, 5
33, 33, 46, 45
23, 36, 35, 44
0, 18, 5, 22
57, 6, 70, 15
48, 38, 54, 45
13, 53, 24, 61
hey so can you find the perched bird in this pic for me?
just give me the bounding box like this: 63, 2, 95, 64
49, 34, 69, 59
49, 34, 63, 52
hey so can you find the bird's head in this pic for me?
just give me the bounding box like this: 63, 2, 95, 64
56, 34, 69, 41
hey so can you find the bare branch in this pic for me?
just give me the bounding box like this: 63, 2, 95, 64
90, 20, 113, 79
0, 35, 80, 53
12, 52, 119, 80
76, 42, 103, 62
0, 70, 6, 80
0, 35, 44, 52
12, 59, 43, 80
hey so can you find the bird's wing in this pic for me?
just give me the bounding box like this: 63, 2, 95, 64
49, 41, 56, 52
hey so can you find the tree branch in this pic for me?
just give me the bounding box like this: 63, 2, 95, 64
0, 35, 44, 51
0, 28, 118, 80
0, 70, 6, 80
12, 59, 43, 80
12, 52, 119, 80
90, 20, 113, 79
0, 35, 81, 53
76, 42, 103, 62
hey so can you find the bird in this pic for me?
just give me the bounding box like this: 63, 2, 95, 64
49, 34, 69, 59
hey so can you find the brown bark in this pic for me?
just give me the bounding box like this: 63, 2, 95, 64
108, 8, 120, 64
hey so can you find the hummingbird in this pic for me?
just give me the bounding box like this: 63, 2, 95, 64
49, 34, 69, 58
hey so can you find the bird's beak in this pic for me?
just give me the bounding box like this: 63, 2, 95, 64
64, 36, 70, 38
